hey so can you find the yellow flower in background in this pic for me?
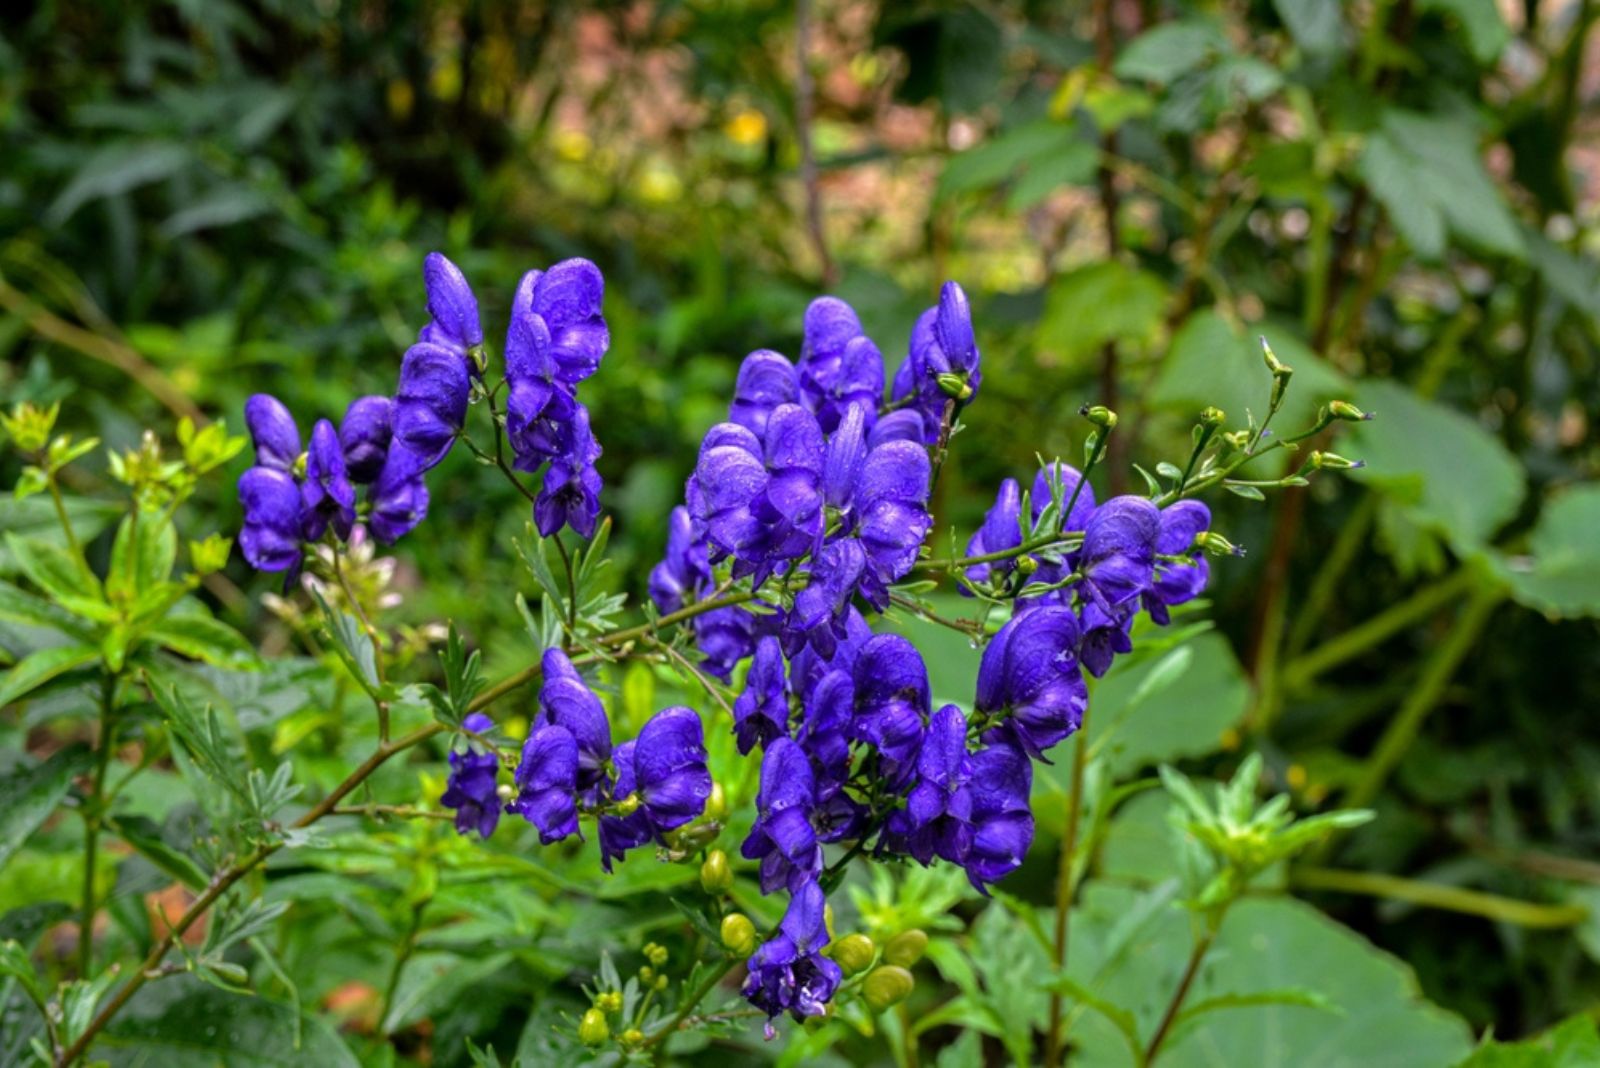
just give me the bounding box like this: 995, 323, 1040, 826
552, 128, 592, 163
637, 161, 683, 203
725, 107, 767, 147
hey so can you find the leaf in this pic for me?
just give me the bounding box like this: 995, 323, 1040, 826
0, 497, 120, 574
311, 592, 378, 691
0, 902, 73, 948
145, 615, 258, 668
937, 121, 1084, 200
0, 643, 102, 707
4, 534, 105, 613
159, 184, 272, 237
0, 580, 93, 639
1038, 261, 1168, 366
105, 814, 209, 891
47, 142, 194, 224
1114, 21, 1229, 84
1456, 1013, 1600, 1067
1347, 379, 1525, 557
1273, 0, 1349, 54
1419, 0, 1508, 64
99, 977, 359, 1066
1047, 974, 1143, 1062
1498, 485, 1600, 619
0, 746, 93, 869
107, 509, 177, 603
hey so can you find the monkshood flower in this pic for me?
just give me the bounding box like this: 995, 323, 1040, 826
1078, 495, 1160, 614
300, 420, 355, 542
890, 282, 981, 441
504, 259, 609, 471
509, 724, 580, 844
783, 537, 867, 660
963, 739, 1034, 894
338, 396, 393, 484
852, 441, 933, 606
968, 462, 1099, 596
393, 341, 471, 470
963, 477, 1022, 587
733, 636, 791, 754
867, 408, 928, 448
367, 446, 431, 544
884, 704, 973, 866
1077, 601, 1134, 678
804, 332, 884, 437
742, 880, 841, 1031
238, 467, 304, 574
538, 648, 612, 802
694, 602, 764, 681
419, 252, 484, 358
729, 350, 799, 439
534, 404, 603, 538
976, 606, 1088, 760
694, 405, 824, 582
789, 605, 873, 703
648, 506, 712, 615
796, 670, 867, 842
245, 393, 300, 472
1144, 500, 1211, 625
741, 738, 823, 893
598, 706, 712, 871
441, 712, 501, 839
850, 634, 931, 781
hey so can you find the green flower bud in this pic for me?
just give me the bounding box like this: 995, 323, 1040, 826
579, 1007, 610, 1046
0, 401, 59, 453
639, 965, 654, 983
654, 973, 669, 992
936, 373, 974, 401
1080, 405, 1118, 429
1310, 450, 1364, 471
620, 1028, 644, 1046
831, 933, 875, 976
863, 965, 916, 1012
188, 534, 233, 576
1260, 337, 1291, 378
700, 849, 733, 894
721, 913, 758, 956
644, 942, 669, 967
1199, 406, 1226, 429
612, 792, 641, 817
1194, 531, 1245, 557
704, 781, 728, 822
882, 929, 928, 968
1016, 555, 1038, 578
596, 991, 623, 1014
1328, 400, 1371, 422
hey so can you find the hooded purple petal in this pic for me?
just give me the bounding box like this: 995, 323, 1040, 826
339, 396, 393, 484
422, 252, 483, 352
245, 394, 300, 472
509, 724, 580, 844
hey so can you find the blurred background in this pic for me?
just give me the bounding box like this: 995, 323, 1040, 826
3, 0, 1599, 1049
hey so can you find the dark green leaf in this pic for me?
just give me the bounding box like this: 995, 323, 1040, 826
0, 746, 94, 869
100, 977, 359, 1066
0, 643, 102, 707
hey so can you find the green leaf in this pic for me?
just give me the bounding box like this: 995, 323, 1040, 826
1419, 0, 1508, 64
1047, 974, 1143, 1062
100, 977, 359, 1066
0, 643, 102, 707
105, 814, 210, 890
1456, 1013, 1600, 1067
0, 746, 94, 869
4, 534, 106, 615
0, 902, 73, 948
1348, 379, 1525, 556
0, 497, 119, 574
311, 592, 378, 691
1114, 20, 1229, 84
47, 141, 194, 224
1038, 261, 1168, 367
144, 615, 258, 668
1273, 0, 1348, 54
1499, 485, 1600, 619
0, 580, 93, 639
107, 509, 177, 603
937, 121, 1079, 199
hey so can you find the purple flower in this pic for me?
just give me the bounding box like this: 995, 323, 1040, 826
730, 350, 799, 439
245, 394, 300, 472
797, 669, 856, 806
1144, 501, 1211, 624
420, 252, 483, 355
300, 419, 355, 542
733, 636, 791, 754
368, 445, 431, 544
694, 603, 762, 681
741, 738, 824, 893
804, 335, 883, 436
784, 537, 867, 660
520, 259, 608, 385
598, 707, 712, 870
885, 703, 974, 866
789, 605, 873, 702
964, 478, 1023, 588
393, 341, 470, 470
1076, 601, 1134, 678
1034, 462, 1098, 534
821, 403, 869, 512
964, 739, 1034, 894
853, 440, 932, 603
534, 405, 603, 539
1079, 495, 1160, 614
890, 282, 981, 439
508, 724, 579, 843
598, 739, 655, 873
238, 467, 303, 574
742, 881, 842, 1027
504, 289, 574, 470
868, 408, 929, 448
976, 607, 1087, 760
648, 506, 711, 614
339, 396, 393, 484
441, 714, 500, 839
694, 406, 824, 582
850, 634, 930, 780
539, 648, 612, 800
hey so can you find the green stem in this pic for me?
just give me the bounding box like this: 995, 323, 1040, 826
78, 677, 116, 978
552, 533, 580, 638
379, 897, 430, 1034
641, 957, 739, 1050
1044, 711, 1091, 1067
47, 473, 85, 562
1291, 867, 1588, 928
1142, 928, 1215, 1066
1284, 493, 1377, 658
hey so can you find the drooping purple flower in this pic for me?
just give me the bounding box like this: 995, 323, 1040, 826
539, 648, 612, 801
244, 394, 300, 472
850, 634, 930, 781
629, 706, 713, 831
367, 445, 431, 544
393, 341, 470, 470
522, 258, 609, 385
729, 351, 799, 439
804, 335, 883, 436
420, 252, 483, 356
797, 668, 856, 802
1077, 601, 1134, 678
694, 603, 762, 681
441, 714, 501, 839
300, 419, 355, 542
964, 739, 1034, 894
976, 606, 1088, 760
503, 288, 573, 469
733, 636, 791, 754
853, 441, 932, 605
742, 881, 842, 1028
648, 506, 712, 614
598, 739, 655, 872
784, 537, 867, 660
889, 281, 982, 440
741, 738, 824, 894
964, 478, 1023, 589
508, 724, 579, 843
1034, 462, 1098, 534
339, 396, 393, 484
885, 703, 974, 866
238, 466, 303, 574
693, 406, 824, 582
1144, 500, 1211, 624
789, 605, 873, 702
534, 405, 603, 538
820, 403, 869, 512
1078, 495, 1160, 614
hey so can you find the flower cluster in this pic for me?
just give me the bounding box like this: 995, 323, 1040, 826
238, 253, 610, 581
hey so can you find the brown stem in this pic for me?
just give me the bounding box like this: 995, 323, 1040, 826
1142, 930, 1214, 1066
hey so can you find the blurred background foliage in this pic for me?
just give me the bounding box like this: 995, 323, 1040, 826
3, 0, 1600, 1062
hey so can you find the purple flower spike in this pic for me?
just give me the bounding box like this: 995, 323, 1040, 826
850, 634, 930, 780
741, 737, 824, 893
648, 506, 711, 614
238, 467, 303, 574
527, 258, 609, 385
421, 252, 483, 354
508, 724, 580, 844
1079, 495, 1161, 613
733, 636, 791, 754
730, 350, 799, 439
244, 394, 300, 472
1143, 500, 1212, 624
368, 445, 431, 544
976, 606, 1088, 760
964, 739, 1034, 894
742, 880, 841, 1025
393, 342, 470, 470
339, 396, 393, 484
300, 419, 355, 542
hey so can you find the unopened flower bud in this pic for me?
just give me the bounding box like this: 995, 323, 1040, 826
863, 965, 916, 1012
882, 929, 928, 967
579, 1007, 610, 1046
0, 401, 59, 452
1199, 406, 1226, 429
936, 373, 974, 401
612, 793, 641, 817
700, 849, 733, 894
1328, 400, 1371, 422
188, 534, 233, 576
1194, 531, 1245, 557
704, 781, 727, 822
1080, 405, 1118, 429
596, 991, 623, 1014
654, 974, 669, 992
639, 965, 654, 983
1260, 337, 1292, 378
620, 1028, 644, 1046
495, 783, 515, 802
831, 934, 875, 976
721, 913, 758, 956
1310, 450, 1364, 470
644, 942, 669, 967
1016, 555, 1038, 578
